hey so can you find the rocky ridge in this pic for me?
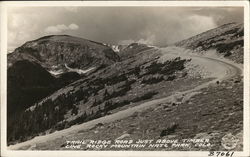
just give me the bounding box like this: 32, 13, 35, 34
175, 22, 243, 63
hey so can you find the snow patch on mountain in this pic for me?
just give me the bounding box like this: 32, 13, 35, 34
102, 43, 127, 53
64, 64, 95, 74
111, 45, 120, 52
49, 69, 64, 76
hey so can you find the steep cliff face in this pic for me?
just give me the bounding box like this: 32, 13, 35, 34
8, 35, 120, 72
175, 23, 244, 63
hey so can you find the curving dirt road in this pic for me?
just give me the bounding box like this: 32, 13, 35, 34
8, 47, 242, 150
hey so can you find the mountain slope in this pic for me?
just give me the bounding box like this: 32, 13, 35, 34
175, 22, 244, 63
7, 44, 193, 145
7, 60, 81, 115
7, 60, 57, 115
8, 35, 120, 73
7, 35, 121, 126
9, 46, 243, 151
7, 23, 244, 149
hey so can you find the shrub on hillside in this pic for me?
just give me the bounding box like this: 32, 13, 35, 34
141, 75, 164, 84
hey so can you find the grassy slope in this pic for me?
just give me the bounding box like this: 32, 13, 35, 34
30, 76, 242, 151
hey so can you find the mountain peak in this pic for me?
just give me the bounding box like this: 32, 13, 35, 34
9, 35, 120, 72
24, 35, 106, 47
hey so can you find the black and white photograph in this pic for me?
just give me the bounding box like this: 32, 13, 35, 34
0, 1, 249, 157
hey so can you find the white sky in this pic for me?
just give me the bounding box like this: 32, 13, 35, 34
7, 7, 243, 51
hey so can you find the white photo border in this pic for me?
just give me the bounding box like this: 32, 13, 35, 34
0, 1, 249, 157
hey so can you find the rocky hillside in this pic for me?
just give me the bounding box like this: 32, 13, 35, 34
7, 37, 151, 122
7, 35, 121, 143
8, 35, 120, 74
7, 43, 193, 145
175, 22, 244, 63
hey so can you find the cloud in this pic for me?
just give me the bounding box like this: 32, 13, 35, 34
119, 34, 156, 45
118, 39, 134, 45
187, 15, 216, 31
7, 7, 243, 51
44, 23, 79, 33
118, 13, 216, 46
68, 23, 79, 30
8, 10, 41, 51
